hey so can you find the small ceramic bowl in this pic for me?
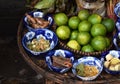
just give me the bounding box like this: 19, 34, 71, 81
114, 2, 120, 18
22, 29, 58, 56
72, 56, 103, 81
23, 10, 53, 31
113, 32, 120, 50
45, 49, 75, 73
101, 50, 120, 75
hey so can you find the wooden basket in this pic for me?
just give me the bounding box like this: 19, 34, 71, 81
17, 19, 120, 84
52, 24, 116, 57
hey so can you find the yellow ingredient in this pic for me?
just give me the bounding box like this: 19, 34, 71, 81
110, 58, 120, 65
104, 54, 120, 71
105, 54, 113, 61
76, 63, 99, 77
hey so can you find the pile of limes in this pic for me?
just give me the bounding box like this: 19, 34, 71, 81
54, 9, 115, 52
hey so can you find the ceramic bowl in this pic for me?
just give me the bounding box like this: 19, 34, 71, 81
115, 18, 120, 31
72, 56, 103, 81
23, 10, 53, 31
22, 29, 58, 56
113, 32, 120, 50
114, 2, 120, 18
45, 49, 75, 73
101, 50, 120, 75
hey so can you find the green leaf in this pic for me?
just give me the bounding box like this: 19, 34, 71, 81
34, 0, 55, 9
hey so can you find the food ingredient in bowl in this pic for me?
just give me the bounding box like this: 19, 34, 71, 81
114, 64, 120, 71
76, 63, 99, 77
76, 63, 84, 76
26, 13, 50, 28
27, 37, 50, 52
52, 55, 72, 68
104, 54, 120, 71
104, 61, 110, 68
110, 58, 120, 65
105, 54, 113, 61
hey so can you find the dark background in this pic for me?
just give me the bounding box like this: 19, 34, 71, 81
0, 0, 26, 36
0, 0, 44, 83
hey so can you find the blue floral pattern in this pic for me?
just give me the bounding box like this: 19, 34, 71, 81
114, 2, 120, 18
22, 29, 58, 56
72, 57, 103, 81
45, 49, 75, 73
113, 32, 120, 50
23, 10, 53, 32
101, 50, 120, 74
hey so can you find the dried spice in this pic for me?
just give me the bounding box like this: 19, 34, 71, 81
26, 13, 49, 29
52, 56, 72, 68
76, 63, 99, 77
27, 37, 50, 52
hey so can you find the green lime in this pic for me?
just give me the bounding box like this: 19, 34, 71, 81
90, 24, 107, 37
78, 20, 92, 32
54, 12, 68, 26
102, 18, 115, 32
56, 25, 71, 40
67, 40, 81, 50
91, 36, 107, 51
81, 44, 94, 52
88, 14, 102, 24
70, 30, 79, 40
105, 37, 111, 48
68, 16, 80, 29
77, 32, 91, 45
78, 9, 90, 20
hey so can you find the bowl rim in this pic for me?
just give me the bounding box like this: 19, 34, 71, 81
22, 28, 58, 55
101, 50, 120, 74
114, 2, 120, 18
72, 56, 103, 80
45, 49, 75, 73
113, 32, 120, 50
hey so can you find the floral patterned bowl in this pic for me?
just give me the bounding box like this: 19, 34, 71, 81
72, 56, 103, 81
22, 29, 58, 56
113, 32, 120, 50
23, 10, 53, 32
45, 49, 75, 73
101, 50, 120, 75
115, 18, 120, 31
114, 2, 120, 18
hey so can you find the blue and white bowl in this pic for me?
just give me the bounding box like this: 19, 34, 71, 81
23, 10, 53, 31
22, 29, 58, 56
115, 18, 120, 31
114, 2, 120, 18
113, 32, 120, 50
45, 49, 75, 73
101, 50, 120, 75
72, 56, 103, 81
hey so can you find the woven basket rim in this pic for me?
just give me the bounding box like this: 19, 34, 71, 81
52, 24, 115, 56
